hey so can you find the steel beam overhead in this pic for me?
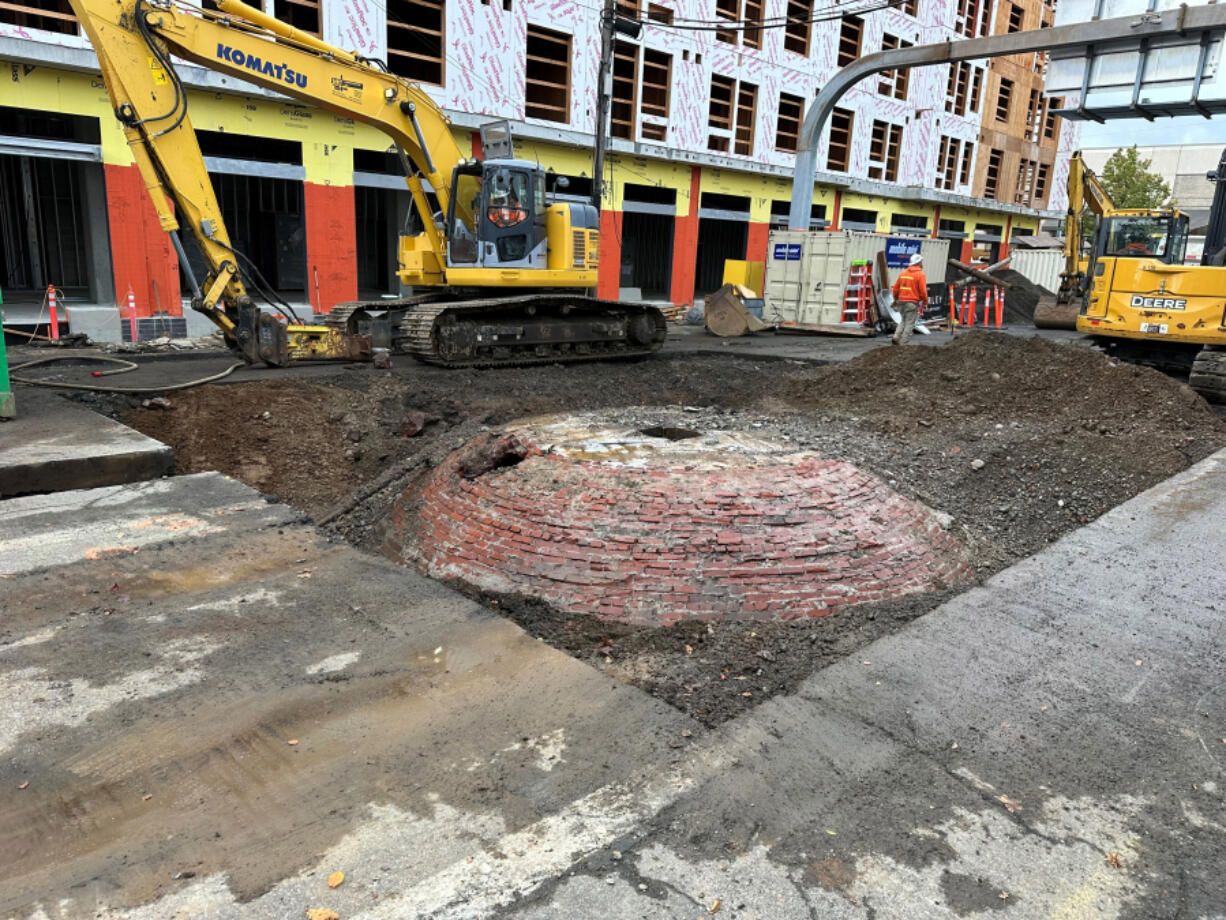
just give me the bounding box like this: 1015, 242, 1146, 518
788, 2, 1226, 230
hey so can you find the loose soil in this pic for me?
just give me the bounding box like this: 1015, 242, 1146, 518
992, 267, 1050, 325
117, 332, 1226, 725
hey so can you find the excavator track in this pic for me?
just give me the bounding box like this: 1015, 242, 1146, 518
1189, 348, 1226, 403
323, 295, 442, 334
394, 295, 668, 368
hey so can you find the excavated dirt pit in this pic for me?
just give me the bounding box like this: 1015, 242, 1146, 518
114, 332, 1226, 724
384, 412, 974, 626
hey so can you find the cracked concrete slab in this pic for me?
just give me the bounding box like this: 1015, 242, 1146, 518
0, 389, 172, 498
0, 472, 698, 919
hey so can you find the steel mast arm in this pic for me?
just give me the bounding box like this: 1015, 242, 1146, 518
787, 2, 1226, 230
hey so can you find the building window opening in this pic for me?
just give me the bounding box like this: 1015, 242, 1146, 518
959, 141, 974, 185
708, 74, 735, 152
1007, 2, 1024, 31
879, 34, 912, 100
1034, 162, 1051, 204
0, 156, 92, 302
647, 3, 673, 22
355, 185, 408, 299
178, 173, 305, 301
640, 49, 672, 141
525, 26, 571, 124
387, 0, 444, 86
995, 77, 1013, 122
0, 0, 76, 35
891, 214, 928, 236
826, 107, 854, 172
867, 120, 902, 182
715, 0, 738, 43
776, 92, 803, 154
272, 0, 319, 36
984, 148, 1003, 199
769, 200, 827, 229
734, 82, 757, 156
838, 15, 863, 67
841, 207, 877, 232
612, 44, 640, 140
939, 218, 966, 238
784, 0, 812, 55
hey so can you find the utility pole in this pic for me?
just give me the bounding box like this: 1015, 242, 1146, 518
591, 0, 617, 211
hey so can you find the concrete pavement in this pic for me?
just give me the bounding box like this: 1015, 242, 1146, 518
0, 389, 171, 497
2, 440, 1223, 919
0, 473, 697, 919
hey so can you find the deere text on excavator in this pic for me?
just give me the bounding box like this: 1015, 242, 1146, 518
68, 0, 667, 367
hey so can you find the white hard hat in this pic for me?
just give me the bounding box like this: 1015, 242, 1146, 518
909, 253, 923, 266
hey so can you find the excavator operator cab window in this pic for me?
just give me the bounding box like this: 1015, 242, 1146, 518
447, 169, 482, 264
1101, 215, 1183, 262
478, 164, 547, 265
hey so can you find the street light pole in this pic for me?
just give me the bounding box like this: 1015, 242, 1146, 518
591, 0, 617, 211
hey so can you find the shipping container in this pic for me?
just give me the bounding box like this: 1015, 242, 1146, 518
763, 230, 950, 327
1008, 249, 1063, 294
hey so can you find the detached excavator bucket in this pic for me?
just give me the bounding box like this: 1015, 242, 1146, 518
704, 284, 773, 338
1032, 296, 1080, 329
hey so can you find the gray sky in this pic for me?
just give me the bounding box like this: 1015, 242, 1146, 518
1080, 117, 1223, 149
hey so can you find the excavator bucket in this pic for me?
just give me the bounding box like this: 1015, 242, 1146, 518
704, 284, 773, 338
1032, 296, 1080, 329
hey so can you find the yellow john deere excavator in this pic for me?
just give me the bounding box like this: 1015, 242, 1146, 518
67, 0, 666, 367
1054, 151, 1226, 400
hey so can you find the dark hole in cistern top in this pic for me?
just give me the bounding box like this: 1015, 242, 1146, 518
490, 450, 524, 470
640, 426, 702, 441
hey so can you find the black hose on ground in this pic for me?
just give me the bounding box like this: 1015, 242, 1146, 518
9, 355, 244, 393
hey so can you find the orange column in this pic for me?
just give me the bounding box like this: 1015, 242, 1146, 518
828, 190, 842, 231
304, 183, 358, 313
104, 164, 180, 317
670, 166, 702, 307
960, 240, 974, 262
931, 204, 941, 238
597, 209, 622, 301
746, 222, 769, 263
1000, 215, 1012, 260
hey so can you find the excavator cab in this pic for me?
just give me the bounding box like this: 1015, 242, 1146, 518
445, 160, 549, 270
1096, 213, 1188, 264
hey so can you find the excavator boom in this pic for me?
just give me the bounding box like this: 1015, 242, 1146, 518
68, 0, 665, 367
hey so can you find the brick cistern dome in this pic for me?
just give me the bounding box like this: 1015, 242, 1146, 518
384, 413, 973, 626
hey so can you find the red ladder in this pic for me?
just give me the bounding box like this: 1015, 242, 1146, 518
842, 261, 871, 324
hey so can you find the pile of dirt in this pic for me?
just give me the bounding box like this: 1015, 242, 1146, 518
782, 331, 1226, 570
994, 268, 1052, 325
795, 330, 1213, 431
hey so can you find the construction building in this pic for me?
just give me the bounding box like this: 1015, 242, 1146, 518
972, 0, 1065, 222
0, 0, 1077, 338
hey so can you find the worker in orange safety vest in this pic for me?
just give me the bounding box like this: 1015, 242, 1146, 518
890, 252, 928, 345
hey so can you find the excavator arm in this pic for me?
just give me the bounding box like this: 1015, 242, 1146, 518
67, 0, 466, 363
1057, 151, 1117, 301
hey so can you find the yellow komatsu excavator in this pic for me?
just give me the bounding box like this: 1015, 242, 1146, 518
68, 0, 667, 367
1052, 151, 1226, 400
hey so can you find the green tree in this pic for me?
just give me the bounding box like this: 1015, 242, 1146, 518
1099, 145, 1173, 209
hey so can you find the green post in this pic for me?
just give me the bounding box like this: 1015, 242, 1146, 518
1, 285, 14, 419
